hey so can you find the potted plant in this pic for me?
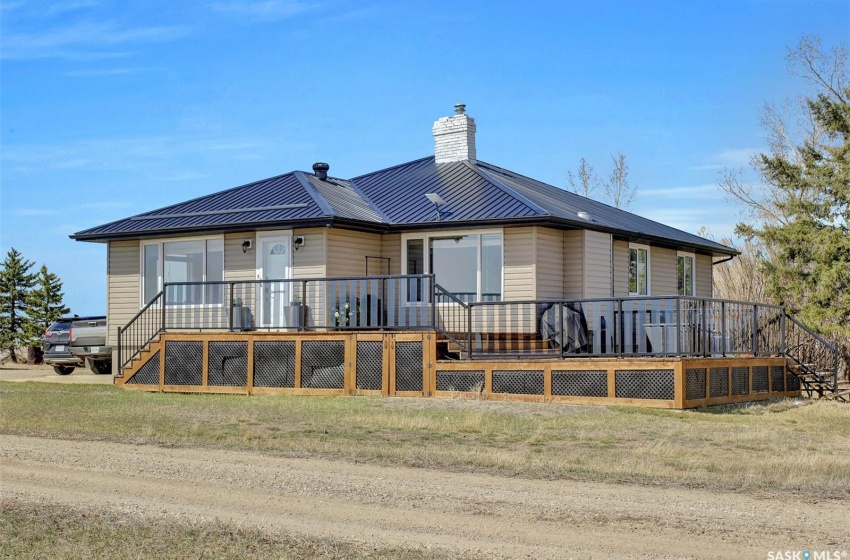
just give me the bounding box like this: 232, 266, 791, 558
333, 299, 360, 327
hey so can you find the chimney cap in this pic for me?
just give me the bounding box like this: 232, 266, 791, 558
454, 103, 466, 115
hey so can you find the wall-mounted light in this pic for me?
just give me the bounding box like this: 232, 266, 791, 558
425, 192, 446, 221
241, 239, 253, 253
293, 236, 305, 250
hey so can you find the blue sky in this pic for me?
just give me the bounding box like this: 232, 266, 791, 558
2, 0, 848, 314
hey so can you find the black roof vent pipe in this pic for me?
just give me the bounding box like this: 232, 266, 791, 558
312, 162, 329, 180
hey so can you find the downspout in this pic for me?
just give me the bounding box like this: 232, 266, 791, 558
610, 235, 615, 297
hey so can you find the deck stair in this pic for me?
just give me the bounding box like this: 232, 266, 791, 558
787, 362, 849, 402
117, 334, 162, 384
435, 332, 553, 360
783, 314, 847, 403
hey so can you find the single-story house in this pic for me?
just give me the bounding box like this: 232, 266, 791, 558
71, 105, 836, 407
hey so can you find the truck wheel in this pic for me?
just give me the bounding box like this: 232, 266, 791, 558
53, 365, 75, 375
89, 361, 112, 375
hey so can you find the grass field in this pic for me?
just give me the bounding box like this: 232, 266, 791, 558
0, 498, 459, 560
2, 381, 849, 496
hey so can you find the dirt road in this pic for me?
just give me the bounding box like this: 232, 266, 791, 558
1, 434, 846, 559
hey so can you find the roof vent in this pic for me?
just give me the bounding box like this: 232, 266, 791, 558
312, 162, 329, 180
577, 211, 592, 221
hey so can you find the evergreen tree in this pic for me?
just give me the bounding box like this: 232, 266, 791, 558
738, 87, 850, 336
0, 248, 37, 362
26, 264, 70, 344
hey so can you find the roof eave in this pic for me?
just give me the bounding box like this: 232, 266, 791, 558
384, 215, 738, 256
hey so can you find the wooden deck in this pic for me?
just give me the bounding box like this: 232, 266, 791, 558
117, 331, 799, 409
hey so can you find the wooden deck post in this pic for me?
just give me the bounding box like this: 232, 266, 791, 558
673, 361, 685, 409
246, 335, 254, 395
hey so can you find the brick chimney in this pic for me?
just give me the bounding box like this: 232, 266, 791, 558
432, 103, 476, 163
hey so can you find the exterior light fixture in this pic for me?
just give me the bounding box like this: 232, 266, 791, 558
241, 239, 253, 253
293, 236, 305, 250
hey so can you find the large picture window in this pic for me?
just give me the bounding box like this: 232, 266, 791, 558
141, 237, 224, 306
403, 231, 503, 303
628, 243, 650, 296
677, 252, 695, 296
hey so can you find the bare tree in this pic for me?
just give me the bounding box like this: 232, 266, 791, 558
567, 157, 599, 198
604, 152, 636, 209
712, 239, 768, 303
568, 152, 637, 208
719, 35, 848, 227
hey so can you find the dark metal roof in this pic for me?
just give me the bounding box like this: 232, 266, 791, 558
474, 161, 736, 255
73, 172, 331, 240
298, 172, 384, 223
72, 155, 736, 256
350, 157, 541, 224
349, 157, 735, 255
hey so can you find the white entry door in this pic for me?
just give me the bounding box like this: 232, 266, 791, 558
257, 234, 292, 327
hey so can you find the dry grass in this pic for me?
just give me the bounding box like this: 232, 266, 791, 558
0, 498, 463, 560
1, 381, 849, 496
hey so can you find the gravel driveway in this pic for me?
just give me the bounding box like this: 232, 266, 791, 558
2, 434, 847, 559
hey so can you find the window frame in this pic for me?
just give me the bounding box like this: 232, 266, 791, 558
401, 228, 504, 303
139, 235, 225, 308
677, 251, 696, 297
628, 243, 651, 297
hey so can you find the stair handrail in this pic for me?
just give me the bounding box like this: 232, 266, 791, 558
433, 284, 470, 356
784, 313, 839, 394
117, 290, 164, 373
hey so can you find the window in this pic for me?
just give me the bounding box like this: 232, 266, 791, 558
628, 243, 649, 296
141, 237, 224, 306
403, 231, 503, 303
677, 252, 695, 296
142, 244, 160, 305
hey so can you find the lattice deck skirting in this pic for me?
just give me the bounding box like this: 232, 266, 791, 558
117, 332, 796, 409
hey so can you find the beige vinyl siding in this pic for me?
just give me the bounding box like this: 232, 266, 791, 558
584, 231, 613, 298
612, 240, 629, 297
381, 234, 402, 275
563, 230, 584, 299
535, 227, 564, 299
326, 229, 382, 278
504, 227, 535, 300
696, 254, 713, 297
291, 228, 326, 279
224, 233, 255, 282
290, 229, 326, 327
651, 246, 677, 296
106, 240, 140, 349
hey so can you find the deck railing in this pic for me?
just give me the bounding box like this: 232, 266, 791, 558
116, 275, 839, 395
784, 315, 840, 394
161, 274, 435, 331
117, 290, 164, 371
437, 295, 789, 360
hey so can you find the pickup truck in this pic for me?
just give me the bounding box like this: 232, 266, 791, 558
42, 316, 111, 375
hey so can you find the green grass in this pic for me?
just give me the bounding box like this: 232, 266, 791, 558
0, 498, 463, 560
2, 381, 849, 495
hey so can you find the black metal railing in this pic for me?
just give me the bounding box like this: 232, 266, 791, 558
436, 295, 789, 360
433, 284, 470, 355
117, 290, 164, 372
160, 274, 435, 331
116, 276, 839, 397
785, 315, 840, 395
